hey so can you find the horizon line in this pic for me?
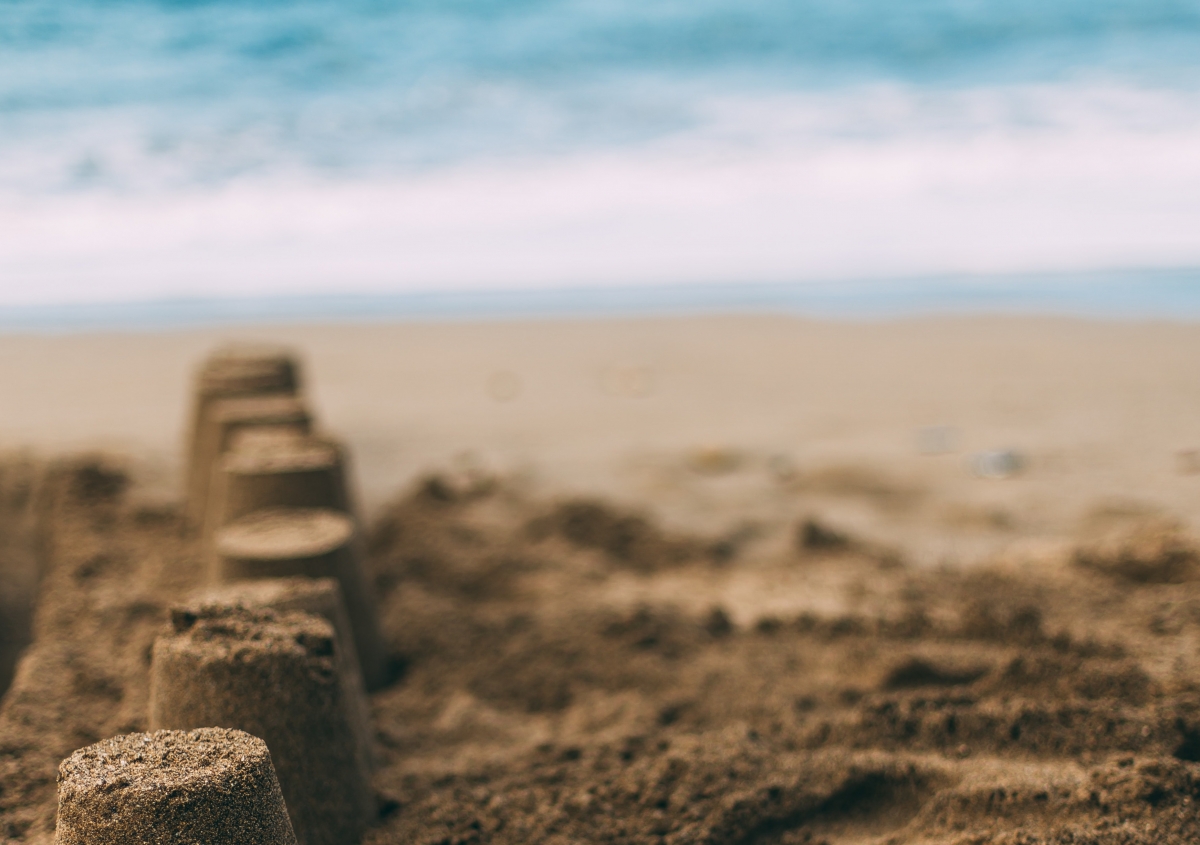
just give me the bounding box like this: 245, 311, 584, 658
2, 268, 1200, 332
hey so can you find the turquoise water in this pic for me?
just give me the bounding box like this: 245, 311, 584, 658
4, 271, 1200, 331
6, 0, 1200, 187
3, 0, 1200, 316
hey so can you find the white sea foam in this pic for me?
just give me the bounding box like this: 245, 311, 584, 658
2, 83, 1200, 305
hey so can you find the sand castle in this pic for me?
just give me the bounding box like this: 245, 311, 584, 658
55, 728, 297, 845
149, 606, 375, 845
53, 347, 385, 845
188, 348, 386, 688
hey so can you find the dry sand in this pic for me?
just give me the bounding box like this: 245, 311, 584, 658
4, 315, 1200, 554
2, 314, 1200, 844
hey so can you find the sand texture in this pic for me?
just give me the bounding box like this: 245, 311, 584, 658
149, 606, 374, 845
212, 507, 386, 688
185, 577, 377, 769
54, 728, 297, 845
1, 317, 1200, 843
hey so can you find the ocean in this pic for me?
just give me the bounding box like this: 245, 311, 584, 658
2, 0, 1200, 321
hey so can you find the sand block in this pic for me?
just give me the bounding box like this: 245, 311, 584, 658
184, 346, 301, 527
187, 577, 377, 767
205, 435, 355, 541
195, 345, 300, 397
55, 727, 297, 845
149, 607, 374, 845
214, 507, 386, 689
188, 395, 313, 529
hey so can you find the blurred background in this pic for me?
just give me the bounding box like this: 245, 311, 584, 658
4, 0, 1200, 551
2, 0, 1200, 323
8, 9, 1200, 839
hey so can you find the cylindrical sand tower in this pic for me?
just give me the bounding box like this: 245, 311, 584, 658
185, 577, 377, 768
55, 728, 297, 845
188, 395, 312, 530
149, 607, 374, 845
204, 436, 353, 541
184, 346, 301, 528
213, 508, 386, 690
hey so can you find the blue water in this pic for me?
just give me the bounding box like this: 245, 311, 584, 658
2, 0, 1200, 319
2, 270, 1200, 332
6, 0, 1200, 186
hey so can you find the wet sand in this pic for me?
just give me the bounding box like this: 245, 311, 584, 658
2, 315, 1200, 843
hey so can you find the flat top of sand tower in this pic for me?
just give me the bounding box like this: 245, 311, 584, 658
159, 604, 338, 681
226, 426, 309, 453
165, 605, 337, 662
198, 345, 299, 395
206, 344, 296, 365
215, 508, 354, 560
57, 728, 298, 845
192, 576, 343, 609
210, 395, 310, 425
59, 728, 271, 797
221, 438, 338, 475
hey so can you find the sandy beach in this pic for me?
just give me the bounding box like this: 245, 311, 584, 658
2, 314, 1200, 844
4, 315, 1200, 547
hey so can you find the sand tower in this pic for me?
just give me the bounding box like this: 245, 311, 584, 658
212, 507, 387, 689
186, 577, 377, 767
184, 346, 302, 528
149, 607, 374, 845
189, 395, 313, 530
203, 434, 356, 544
55, 727, 296, 845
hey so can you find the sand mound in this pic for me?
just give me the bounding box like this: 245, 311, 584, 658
1074, 518, 1200, 584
